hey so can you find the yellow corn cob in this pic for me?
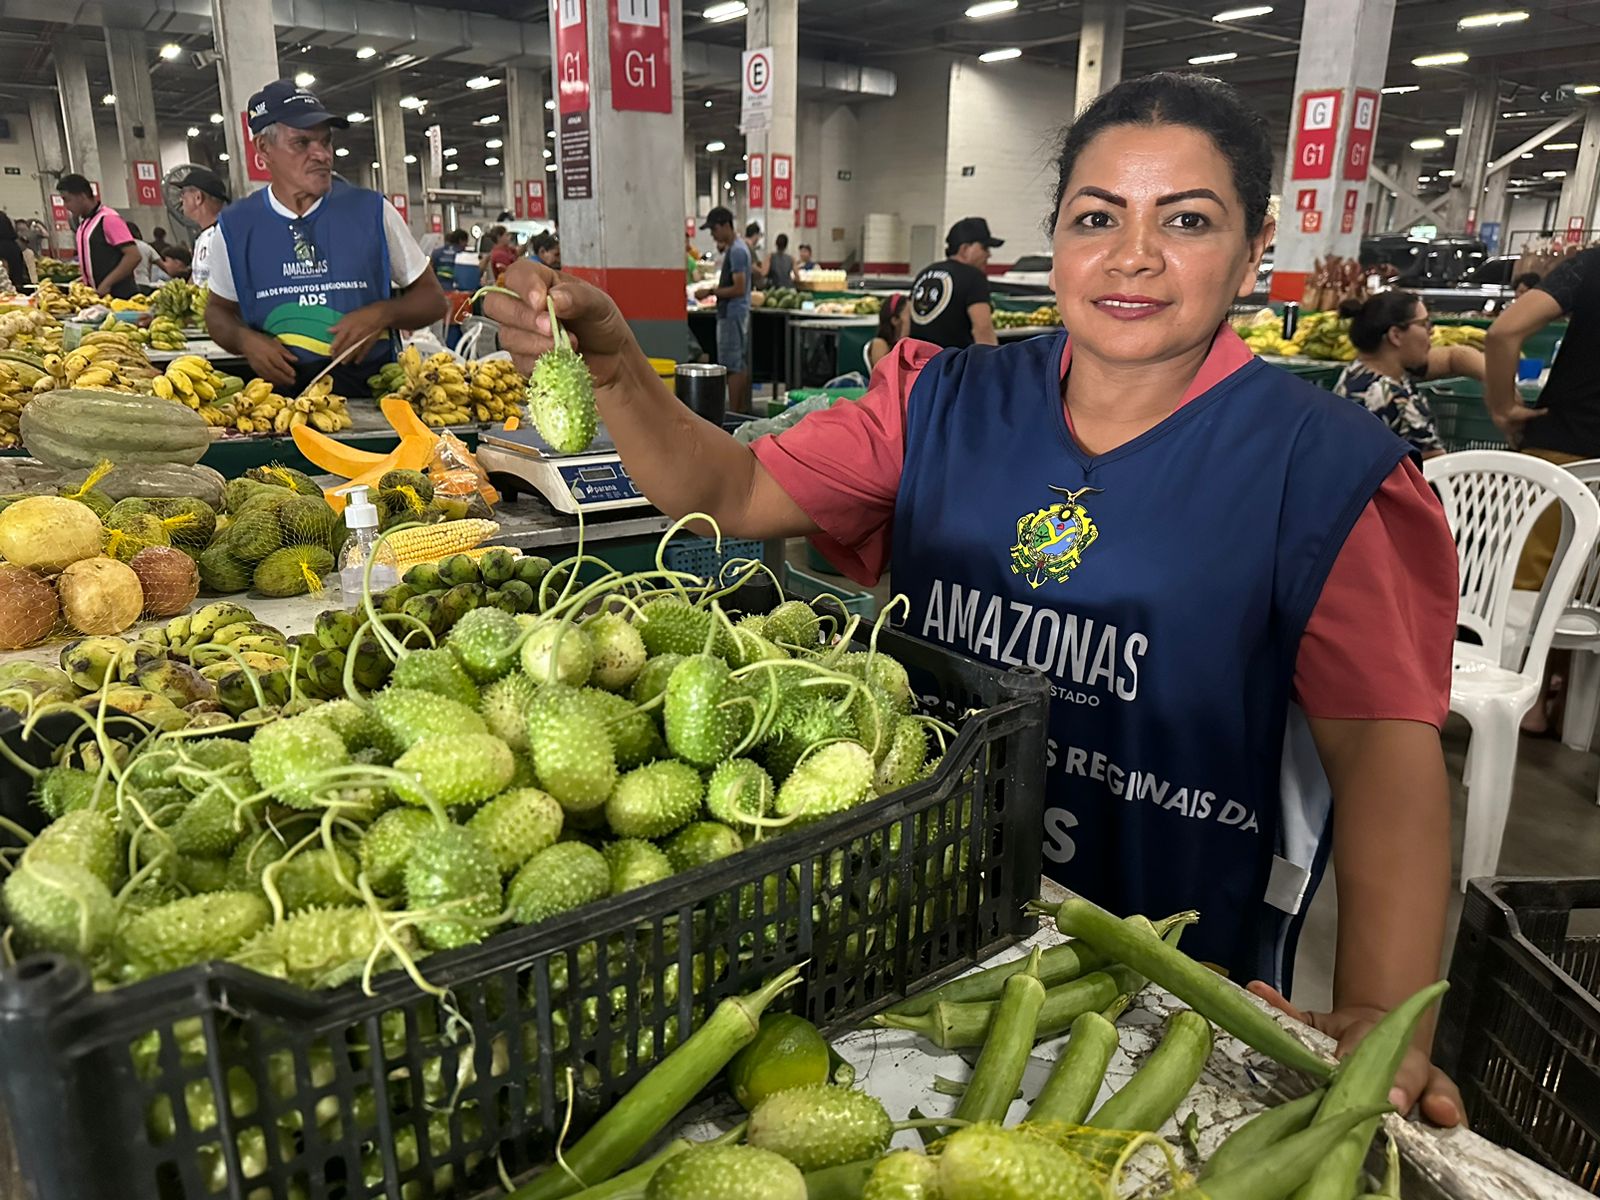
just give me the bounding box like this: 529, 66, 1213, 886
385, 519, 501, 568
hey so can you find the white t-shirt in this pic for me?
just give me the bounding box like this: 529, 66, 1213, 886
207, 187, 430, 303
133, 240, 165, 288
191, 224, 219, 289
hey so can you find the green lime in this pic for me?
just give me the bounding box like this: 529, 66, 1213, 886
727, 1012, 832, 1110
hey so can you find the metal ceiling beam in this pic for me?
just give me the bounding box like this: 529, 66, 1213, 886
1487, 111, 1583, 175
1369, 164, 1451, 227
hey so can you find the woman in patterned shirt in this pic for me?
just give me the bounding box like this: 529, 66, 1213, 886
1333, 291, 1485, 457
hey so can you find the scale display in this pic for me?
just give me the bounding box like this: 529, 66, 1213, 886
475, 425, 651, 516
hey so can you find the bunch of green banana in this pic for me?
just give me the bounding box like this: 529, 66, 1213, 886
291, 607, 394, 698
146, 316, 188, 352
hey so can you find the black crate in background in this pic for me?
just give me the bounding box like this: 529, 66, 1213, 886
1434, 878, 1600, 1195
0, 627, 1049, 1200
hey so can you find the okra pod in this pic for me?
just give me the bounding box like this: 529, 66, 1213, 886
1201, 1105, 1392, 1200
1199, 1088, 1328, 1181
1025, 1010, 1120, 1126
875, 965, 1137, 1050
953, 948, 1047, 1124
1053, 898, 1333, 1080
1290, 981, 1448, 1200
1088, 1009, 1214, 1132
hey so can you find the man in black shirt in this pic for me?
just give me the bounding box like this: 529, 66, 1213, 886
908, 217, 1002, 349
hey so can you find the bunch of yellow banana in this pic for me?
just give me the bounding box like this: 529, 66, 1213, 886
61, 336, 155, 391
65, 281, 103, 313
467, 359, 527, 423
146, 316, 188, 352
31, 281, 75, 317
109, 294, 151, 313
0, 360, 47, 445
386, 346, 476, 427
227, 375, 353, 435
150, 354, 237, 408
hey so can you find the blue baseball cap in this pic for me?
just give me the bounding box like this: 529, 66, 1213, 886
246, 80, 349, 134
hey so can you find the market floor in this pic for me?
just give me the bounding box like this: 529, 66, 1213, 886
813, 547, 1600, 1014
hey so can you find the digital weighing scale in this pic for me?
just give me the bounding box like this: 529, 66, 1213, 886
475, 425, 652, 516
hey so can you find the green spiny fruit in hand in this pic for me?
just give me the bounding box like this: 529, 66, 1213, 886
584, 611, 648, 691
393, 733, 515, 808
466, 787, 564, 875
446, 606, 525, 683
392, 647, 481, 707
525, 685, 617, 813
370, 687, 488, 759
480, 671, 538, 752
606, 760, 704, 839
603, 837, 675, 893
705, 758, 775, 830
663, 821, 743, 872
360, 807, 435, 895
664, 654, 749, 767
646, 1144, 805, 1200
403, 823, 502, 950
507, 840, 611, 924
774, 742, 875, 825
526, 297, 598, 454
746, 1083, 893, 1173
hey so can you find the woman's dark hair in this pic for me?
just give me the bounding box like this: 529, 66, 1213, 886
1049, 73, 1273, 238
0, 213, 15, 243
1338, 290, 1423, 352
875, 293, 907, 345
775, 233, 788, 252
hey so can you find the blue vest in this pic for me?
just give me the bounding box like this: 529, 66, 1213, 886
891, 333, 1408, 988
218, 179, 394, 367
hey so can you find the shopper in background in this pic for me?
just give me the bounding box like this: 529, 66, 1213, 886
205, 79, 445, 394
485, 72, 1466, 1124
0, 213, 34, 291
157, 245, 192, 282
125, 222, 167, 288
150, 227, 173, 257
866, 293, 910, 371
909, 217, 1001, 349
695, 205, 752, 413
686, 239, 700, 282
531, 232, 562, 271
432, 229, 470, 290
744, 222, 768, 288
176, 166, 230, 290
796, 243, 814, 270
488, 227, 520, 283
57, 173, 140, 300
1332, 291, 1484, 458
766, 233, 795, 289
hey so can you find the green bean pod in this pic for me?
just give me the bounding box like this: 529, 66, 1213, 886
1199, 1088, 1328, 1180
1025, 1010, 1120, 1126
511, 965, 803, 1200
1088, 1009, 1214, 1131
953, 948, 1047, 1124
1290, 980, 1449, 1200
1053, 898, 1334, 1080
1200, 1105, 1393, 1200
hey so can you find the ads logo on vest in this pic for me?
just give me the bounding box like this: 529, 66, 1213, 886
911, 269, 954, 325
1011, 486, 1100, 588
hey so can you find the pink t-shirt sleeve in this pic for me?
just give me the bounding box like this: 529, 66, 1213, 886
98, 210, 133, 247
1293, 457, 1456, 727
750, 338, 941, 586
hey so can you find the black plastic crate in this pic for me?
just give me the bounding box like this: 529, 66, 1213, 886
0, 627, 1049, 1200
1434, 877, 1600, 1194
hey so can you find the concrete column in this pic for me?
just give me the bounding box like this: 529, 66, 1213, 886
52, 34, 103, 186
1480, 166, 1509, 251
1390, 147, 1423, 230
1074, 0, 1125, 115
1446, 73, 1497, 234
28, 98, 67, 256
1556, 105, 1600, 238
210, 0, 281, 200
421, 124, 443, 237
1270, 0, 1398, 302
746, 0, 798, 256
374, 76, 413, 233
504, 67, 546, 225
684, 131, 698, 232
104, 30, 166, 242
550, 0, 685, 356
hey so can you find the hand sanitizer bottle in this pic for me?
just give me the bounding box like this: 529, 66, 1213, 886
338, 485, 399, 607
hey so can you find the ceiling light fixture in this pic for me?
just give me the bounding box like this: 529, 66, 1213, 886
186, 126, 200, 137
1457, 10, 1529, 29
1544, 169, 1568, 177
734, 171, 750, 181
1381, 85, 1420, 94
218, 153, 230, 162
485, 156, 500, 166
404, 154, 417, 164
445, 163, 459, 172
399, 96, 425, 109
1187, 51, 1238, 64
545, 99, 556, 110
547, 163, 557, 172
476, 114, 502, 125
706, 140, 727, 152
1575, 84, 1600, 95
705, 99, 714, 107
101, 93, 115, 105
347, 112, 369, 123
1446, 126, 1463, 135
1438, 168, 1456, 176
1417, 175, 1433, 182
356, 46, 377, 60
159, 43, 182, 60
1213, 5, 1273, 19
544, 148, 552, 158
978, 47, 1023, 62
466, 76, 500, 90
371, 161, 379, 169
335, 147, 349, 157
965, 0, 1019, 17
704, 1, 749, 21
443, 147, 458, 157
209, 112, 224, 124
294, 72, 315, 88
1410, 137, 1446, 149
1546, 142, 1579, 150
485, 138, 503, 149
1412, 51, 1469, 66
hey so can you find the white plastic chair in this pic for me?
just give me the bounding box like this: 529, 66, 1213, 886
1427, 450, 1600, 887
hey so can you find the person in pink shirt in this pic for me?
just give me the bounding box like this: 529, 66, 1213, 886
57, 174, 140, 300
483, 72, 1463, 1125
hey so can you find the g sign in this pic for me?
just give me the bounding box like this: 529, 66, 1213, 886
241, 114, 271, 183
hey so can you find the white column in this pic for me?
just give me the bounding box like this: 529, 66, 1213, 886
504, 67, 547, 226
1556, 104, 1600, 239
104, 30, 166, 240
374, 77, 413, 233
1446, 73, 1497, 234
1480, 167, 1510, 252
1074, 0, 1125, 115
745, 0, 798, 253
1270, 0, 1397, 303
52, 33, 103, 186
210, 0, 281, 200
28, 98, 67, 256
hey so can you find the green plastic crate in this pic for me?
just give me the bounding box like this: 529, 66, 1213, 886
785, 563, 876, 619
1425, 388, 1509, 452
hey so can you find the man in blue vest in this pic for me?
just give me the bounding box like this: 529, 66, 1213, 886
205, 80, 446, 396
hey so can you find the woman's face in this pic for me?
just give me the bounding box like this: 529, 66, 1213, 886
894, 301, 912, 339
1050, 124, 1272, 368
1393, 301, 1433, 370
